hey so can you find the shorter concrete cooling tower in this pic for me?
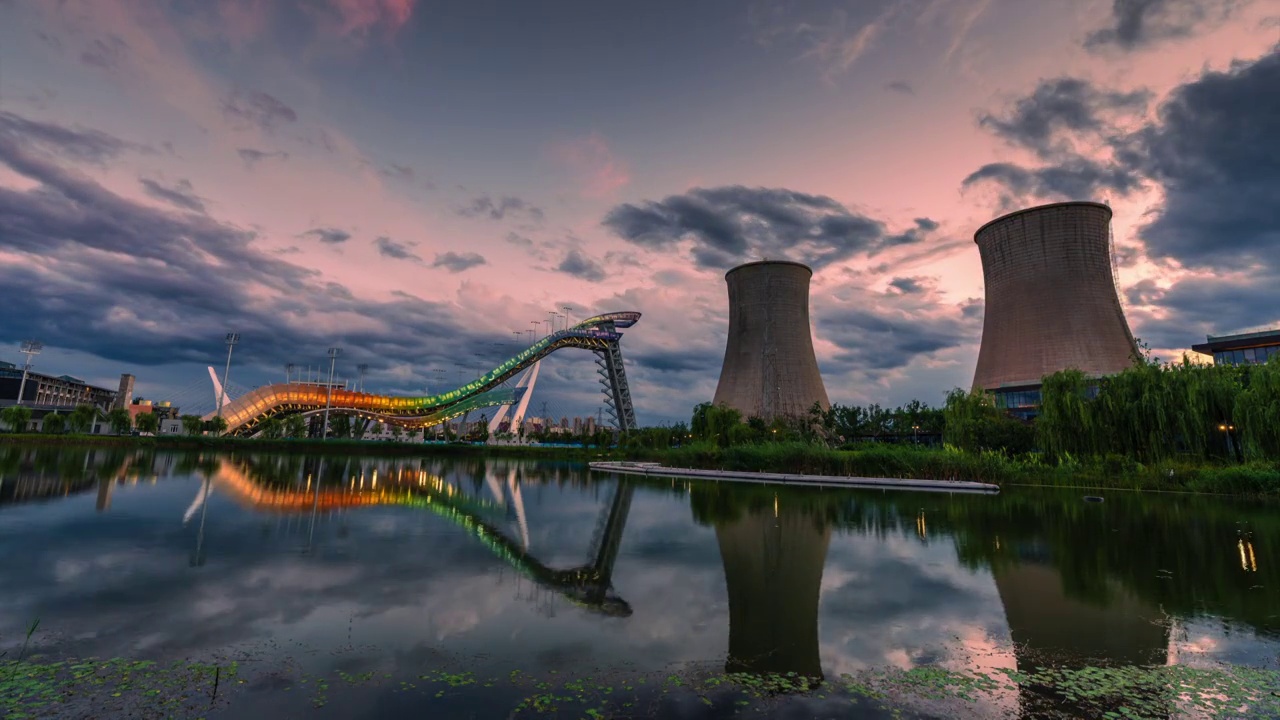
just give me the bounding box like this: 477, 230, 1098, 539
713, 260, 830, 421
972, 201, 1139, 391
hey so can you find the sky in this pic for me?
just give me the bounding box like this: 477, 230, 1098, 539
0, 0, 1277, 425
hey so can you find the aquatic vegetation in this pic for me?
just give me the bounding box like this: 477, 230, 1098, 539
0, 657, 239, 719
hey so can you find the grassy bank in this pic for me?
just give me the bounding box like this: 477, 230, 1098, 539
0, 433, 608, 460
3, 433, 1276, 496
623, 441, 1280, 496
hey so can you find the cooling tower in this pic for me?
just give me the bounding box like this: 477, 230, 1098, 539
713, 260, 830, 421
972, 202, 1138, 391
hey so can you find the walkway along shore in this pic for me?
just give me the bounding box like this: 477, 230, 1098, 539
589, 461, 1000, 495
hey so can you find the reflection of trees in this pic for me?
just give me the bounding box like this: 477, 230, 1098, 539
681, 481, 1279, 640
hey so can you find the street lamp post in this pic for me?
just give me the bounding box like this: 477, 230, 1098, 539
547, 311, 559, 334
16, 340, 43, 406
285, 363, 295, 384
912, 424, 920, 445
562, 306, 572, 331
321, 347, 341, 440
217, 334, 239, 420
1218, 423, 1237, 461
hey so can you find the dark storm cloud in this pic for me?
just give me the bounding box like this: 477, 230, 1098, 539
0, 114, 508, 382
237, 147, 289, 166
818, 298, 981, 373
962, 159, 1143, 209
0, 111, 143, 165
978, 77, 1150, 158
1125, 270, 1280, 351
603, 186, 932, 270
301, 227, 351, 244
79, 34, 128, 70
374, 236, 421, 262
456, 194, 544, 222
888, 277, 927, 295
1084, 0, 1247, 52
431, 251, 486, 273
629, 346, 723, 374
556, 250, 606, 282
884, 80, 914, 95
139, 177, 206, 213
222, 90, 299, 132
1123, 47, 1280, 270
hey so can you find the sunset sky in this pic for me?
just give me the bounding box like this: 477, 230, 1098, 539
0, 0, 1276, 424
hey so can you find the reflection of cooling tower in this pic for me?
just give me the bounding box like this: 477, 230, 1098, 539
715, 506, 830, 680
713, 261, 830, 421
994, 562, 1171, 719
972, 202, 1138, 391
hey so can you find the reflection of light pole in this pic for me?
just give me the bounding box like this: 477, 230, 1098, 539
217, 334, 239, 420
16, 340, 43, 406
190, 476, 211, 567
322, 347, 341, 440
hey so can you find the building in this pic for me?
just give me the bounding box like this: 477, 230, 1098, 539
114, 374, 135, 411
712, 260, 830, 422
1191, 329, 1280, 366
971, 202, 1139, 418
0, 363, 118, 412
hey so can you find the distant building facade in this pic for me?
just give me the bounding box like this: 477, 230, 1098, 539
0, 363, 118, 411
1192, 329, 1280, 366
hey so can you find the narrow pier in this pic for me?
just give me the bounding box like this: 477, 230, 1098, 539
589, 461, 1000, 495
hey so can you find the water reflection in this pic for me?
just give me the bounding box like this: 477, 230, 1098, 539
0, 445, 1276, 718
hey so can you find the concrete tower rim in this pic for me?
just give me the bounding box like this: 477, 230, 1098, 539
974, 201, 1112, 241
724, 259, 814, 280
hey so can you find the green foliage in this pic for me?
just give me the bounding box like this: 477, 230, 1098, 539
258, 416, 284, 439
327, 414, 352, 439
41, 411, 65, 434
105, 408, 133, 435
180, 414, 204, 436
67, 405, 97, 434
134, 412, 159, 435
205, 415, 228, 436
1, 405, 33, 433
284, 414, 308, 439
1038, 355, 1276, 463
941, 389, 1034, 455
690, 402, 743, 447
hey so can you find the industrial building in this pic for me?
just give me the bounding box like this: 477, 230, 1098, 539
971, 201, 1139, 417
1191, 329, 1280, 366
712, 260, 830, 421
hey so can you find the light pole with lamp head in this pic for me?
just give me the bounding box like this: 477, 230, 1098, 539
16, 340, 43, 406
217, 334, 239, 420
322, 347, 341, 440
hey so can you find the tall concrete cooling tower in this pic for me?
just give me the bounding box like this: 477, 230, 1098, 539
972, 201, 1139, 392
713, 260, 830, 421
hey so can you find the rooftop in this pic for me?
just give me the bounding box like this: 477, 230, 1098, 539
1191, 328, 1280, 355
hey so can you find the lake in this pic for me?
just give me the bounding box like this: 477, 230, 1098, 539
1, 444, 1277, 719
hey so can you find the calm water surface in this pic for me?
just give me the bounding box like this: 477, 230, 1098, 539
0, 445, 1277, 719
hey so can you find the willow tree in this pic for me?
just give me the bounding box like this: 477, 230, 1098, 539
1037, 369, 1094, 459
1236, 358, 1280, 460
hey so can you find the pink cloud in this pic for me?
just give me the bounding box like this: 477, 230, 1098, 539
329, 0, 417, 36
548, 132, 631, 199
215, 0, 271, 44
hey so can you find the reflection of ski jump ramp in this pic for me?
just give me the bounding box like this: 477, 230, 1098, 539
203, 460, 633, 615
206, 312, 640, 436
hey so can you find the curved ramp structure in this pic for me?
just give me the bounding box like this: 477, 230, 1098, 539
208, 312, 640, 437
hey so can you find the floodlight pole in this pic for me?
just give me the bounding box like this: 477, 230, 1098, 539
217, 334, 239, 420
357, 364, 369, 393
16, 340, 43, 406
322, 347, 341, 440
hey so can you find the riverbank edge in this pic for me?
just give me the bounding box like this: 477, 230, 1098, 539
2, 434, 1276, 497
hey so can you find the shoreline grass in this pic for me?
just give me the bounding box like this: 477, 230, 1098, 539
2, 434, 1276, 496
